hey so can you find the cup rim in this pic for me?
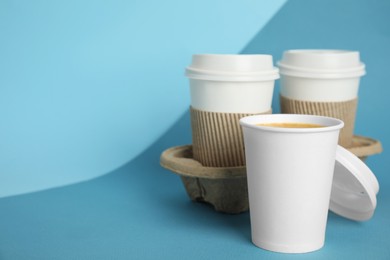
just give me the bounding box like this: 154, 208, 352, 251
240, 114, 344, 133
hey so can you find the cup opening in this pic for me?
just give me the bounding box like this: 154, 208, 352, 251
240, 114, 344, 133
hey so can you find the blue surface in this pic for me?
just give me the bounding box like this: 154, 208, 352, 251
0, 111, 389, 259
1, 0, 389, 259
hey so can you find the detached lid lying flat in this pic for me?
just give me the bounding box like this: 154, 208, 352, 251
330, 145, 379, 221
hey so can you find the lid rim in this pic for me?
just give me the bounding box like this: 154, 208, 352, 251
329, 200, 374, 221
279, 70, 366, 79
185, 67, 280, 82
329, 146, 378, 221
278, 61, 366, 79
278, 61, 366, 73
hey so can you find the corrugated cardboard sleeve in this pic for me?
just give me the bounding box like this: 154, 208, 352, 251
280, 95, 357, 148
190, 107, 271, 167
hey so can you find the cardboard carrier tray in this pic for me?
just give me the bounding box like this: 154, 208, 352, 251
160, 136, 382, 214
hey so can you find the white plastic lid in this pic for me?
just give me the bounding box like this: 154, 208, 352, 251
278, 50, 366, 79
186, 54, 279, 82
330, 145, 379, 221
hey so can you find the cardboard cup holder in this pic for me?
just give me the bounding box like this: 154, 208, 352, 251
160, 145, 248, 214
160, 136, 382, 214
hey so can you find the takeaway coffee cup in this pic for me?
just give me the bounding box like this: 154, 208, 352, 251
240, 114, 344, 253
278, 50, 366, 147
186, 54, 279, 167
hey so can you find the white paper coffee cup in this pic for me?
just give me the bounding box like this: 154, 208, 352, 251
186, 54, 279, 113
278, 50, 365, 102
240, 114, 344, 253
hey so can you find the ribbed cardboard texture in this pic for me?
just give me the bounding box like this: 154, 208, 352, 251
280, 95, 357, 148
190, 107, 271, 167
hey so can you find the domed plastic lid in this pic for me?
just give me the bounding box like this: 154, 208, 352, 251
278, 50, 366, 79
186, 54, 279, 82
330, 145, 379, 221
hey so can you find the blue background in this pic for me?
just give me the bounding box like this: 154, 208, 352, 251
1, 0, 389, 259
0, 0, 285, 197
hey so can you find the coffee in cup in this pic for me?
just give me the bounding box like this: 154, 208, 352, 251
257, 122, 324, 128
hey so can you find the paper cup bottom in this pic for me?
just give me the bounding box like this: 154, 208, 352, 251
252, 236, 324, 254
191, 107, 271, 167
280, 95, 357, 148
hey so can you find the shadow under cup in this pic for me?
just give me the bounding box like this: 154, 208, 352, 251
240, 114, 344, 253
